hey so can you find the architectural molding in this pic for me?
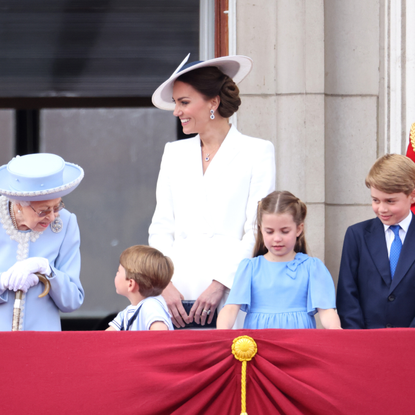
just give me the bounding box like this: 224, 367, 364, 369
200, 0, 215, 60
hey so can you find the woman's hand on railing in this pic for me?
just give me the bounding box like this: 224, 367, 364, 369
190, 280, 226, 326
162, 282, 189, 328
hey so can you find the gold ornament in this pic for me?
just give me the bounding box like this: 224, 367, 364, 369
410, 122, 415, 153
232, 336, 257, 362
232, 336, 257, 415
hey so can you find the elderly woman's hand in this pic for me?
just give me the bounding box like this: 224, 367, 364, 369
189, 280, 226, 326
1, 257, 51, 293
162, 282, 191, 328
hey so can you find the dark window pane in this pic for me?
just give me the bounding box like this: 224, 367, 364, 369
0, 0, 200, 98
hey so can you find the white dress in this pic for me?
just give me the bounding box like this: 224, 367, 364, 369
149, 125, 275, 308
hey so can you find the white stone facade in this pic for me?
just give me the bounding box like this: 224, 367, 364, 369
235, 0, 414, 283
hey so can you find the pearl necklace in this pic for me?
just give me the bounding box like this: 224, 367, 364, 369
0, 196, 42, 256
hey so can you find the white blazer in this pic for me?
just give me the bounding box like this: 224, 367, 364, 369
149, 125, 276, 301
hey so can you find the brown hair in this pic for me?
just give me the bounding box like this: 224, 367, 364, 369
176, 66, 241, 118
119, 245, 173, 298
365, 153, 415, 195
253, 191, 308, 257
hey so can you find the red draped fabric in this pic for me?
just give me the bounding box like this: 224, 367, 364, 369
406, 132, 415, 213
3, 329, 415, 415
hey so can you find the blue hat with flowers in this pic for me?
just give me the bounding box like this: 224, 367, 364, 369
0, 153, 84, 201
152, 54, 253, 111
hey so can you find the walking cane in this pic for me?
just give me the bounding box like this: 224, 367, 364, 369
12, 273, 51, 331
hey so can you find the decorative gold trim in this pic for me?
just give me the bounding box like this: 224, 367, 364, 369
232, 335, 257, 362
410, 122, 415, 153
232, 336, 258, 415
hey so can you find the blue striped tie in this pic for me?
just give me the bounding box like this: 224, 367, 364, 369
389, 225, 402, 279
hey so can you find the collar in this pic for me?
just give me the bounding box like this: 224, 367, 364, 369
198, 123, 237, 149
383, 211, 412, 233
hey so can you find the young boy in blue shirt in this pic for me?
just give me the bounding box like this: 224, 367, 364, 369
107, 245, 174, 331
337, 154, 415, 328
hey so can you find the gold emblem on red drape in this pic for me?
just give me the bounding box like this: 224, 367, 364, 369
232, 336, 258, 415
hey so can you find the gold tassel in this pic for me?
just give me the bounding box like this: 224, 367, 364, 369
410, 122, 415, 153
232, 336, 258, 415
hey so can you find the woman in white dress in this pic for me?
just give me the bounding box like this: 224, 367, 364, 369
149, 55, 275, 328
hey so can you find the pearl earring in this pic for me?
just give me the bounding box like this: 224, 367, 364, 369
210, 109, 215, 120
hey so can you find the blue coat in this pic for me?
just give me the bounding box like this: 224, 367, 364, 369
0, 200, 84, 331
337, 214, 415, 329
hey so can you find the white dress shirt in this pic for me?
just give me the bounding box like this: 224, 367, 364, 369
383, 212, 412, 258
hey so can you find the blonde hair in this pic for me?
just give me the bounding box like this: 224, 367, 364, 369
120, 245, 173, 298
253, 191, 308, 257
365, 153, 415, 195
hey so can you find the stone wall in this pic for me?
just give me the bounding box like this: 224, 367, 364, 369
236, 0, 383, 283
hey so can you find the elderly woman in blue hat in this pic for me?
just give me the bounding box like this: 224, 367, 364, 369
149, 55, 276, 328
0, 153, 84, 331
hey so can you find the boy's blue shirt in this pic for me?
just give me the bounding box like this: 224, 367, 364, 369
337, 211, 415, 329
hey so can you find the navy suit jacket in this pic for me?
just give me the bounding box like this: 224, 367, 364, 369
337, 214, 415, 329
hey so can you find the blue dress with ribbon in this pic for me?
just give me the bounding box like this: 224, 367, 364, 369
225, 253, 336, 329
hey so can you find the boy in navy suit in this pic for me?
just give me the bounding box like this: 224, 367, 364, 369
337, 154, 415, 328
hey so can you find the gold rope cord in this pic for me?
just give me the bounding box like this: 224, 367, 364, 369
232, 336, 258, 415
410, 122, 415, 153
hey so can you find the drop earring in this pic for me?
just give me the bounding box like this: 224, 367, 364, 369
210, 109, 215, 120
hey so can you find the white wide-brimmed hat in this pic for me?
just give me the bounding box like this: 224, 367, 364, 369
0, 153, 84, 201
152, 54, 253, 111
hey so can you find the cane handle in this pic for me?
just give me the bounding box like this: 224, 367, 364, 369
35, 273, 51, 298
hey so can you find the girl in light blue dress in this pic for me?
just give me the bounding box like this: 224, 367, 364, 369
217, 191, 341, 330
